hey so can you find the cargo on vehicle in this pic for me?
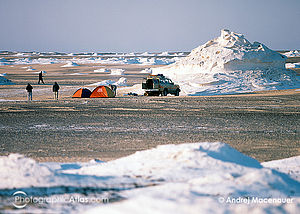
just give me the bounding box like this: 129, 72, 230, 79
142, 74, 180, 96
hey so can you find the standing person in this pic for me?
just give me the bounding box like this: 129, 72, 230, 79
26, 83, 33, 101
38, 71, 45, 84
53, 82, 60, 100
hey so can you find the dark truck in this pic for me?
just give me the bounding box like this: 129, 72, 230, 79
142, 74, 180, 96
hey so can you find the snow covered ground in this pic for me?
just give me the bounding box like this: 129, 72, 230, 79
0, 142, 299, 213
262, 157, 300, 183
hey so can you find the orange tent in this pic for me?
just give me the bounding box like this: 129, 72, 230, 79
90, 86, 115, 98
72, 88, 92, 98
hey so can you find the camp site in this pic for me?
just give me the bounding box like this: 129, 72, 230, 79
0, 1, 300, 211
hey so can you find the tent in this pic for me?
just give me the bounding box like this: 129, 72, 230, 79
90, 86, 115, 98
72, 88, 92, 98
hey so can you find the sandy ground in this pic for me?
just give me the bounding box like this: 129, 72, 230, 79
0, 59, 299, 163
0, 63, 163, 100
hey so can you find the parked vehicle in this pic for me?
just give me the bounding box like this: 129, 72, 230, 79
142, 74, 180, 96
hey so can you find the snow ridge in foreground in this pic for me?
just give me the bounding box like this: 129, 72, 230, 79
0, 142, 299, 214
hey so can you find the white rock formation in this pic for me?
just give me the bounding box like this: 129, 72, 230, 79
153, 30, 299, 95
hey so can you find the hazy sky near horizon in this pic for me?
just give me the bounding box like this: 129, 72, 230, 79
0, 0, 299, 52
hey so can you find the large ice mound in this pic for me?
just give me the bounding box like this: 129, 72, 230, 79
153, 29, 300, 95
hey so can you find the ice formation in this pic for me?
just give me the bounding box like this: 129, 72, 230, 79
0, 154, 56, 189
26, 66, 36, 71
94, 68, 110, 73
286, 63, 300, 69
262, 156, 300, 182
88, 77, 128, 87
69, 72, 88, 75
110, 69, 125, 75
81, 143, 300, 214
0, 58, 10, 65
140, 68, 153, 74
0, 143, 300, 213
34, 70, 47, 74
61, 62, 80, 67
158, 51, 170, 56
283, 50, 300, 57
0, 53, 180, 66
0, 76, 14, 85
153, 29, 300, 95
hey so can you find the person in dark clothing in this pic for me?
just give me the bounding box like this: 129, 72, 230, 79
38, 71, 45, 84
26, 83, 33, 101
53, 82, 60, 100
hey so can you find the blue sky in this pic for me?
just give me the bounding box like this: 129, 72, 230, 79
0, 0, 299, 52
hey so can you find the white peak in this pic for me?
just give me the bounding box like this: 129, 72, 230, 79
217, 29, 252, 48
152, 29, 299, 95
